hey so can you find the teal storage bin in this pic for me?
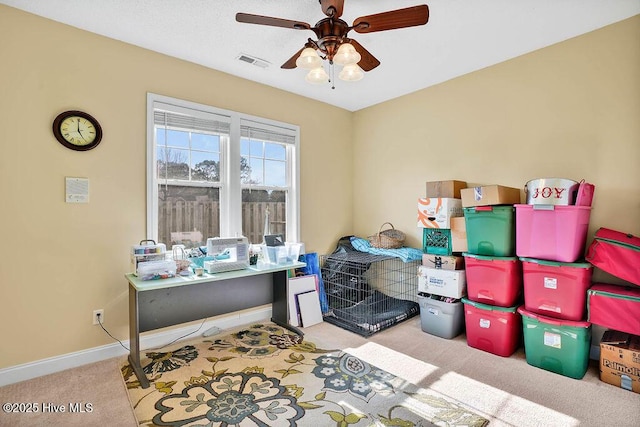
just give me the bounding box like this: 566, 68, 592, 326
518, 307, 592, 379
464, 206, 515, 256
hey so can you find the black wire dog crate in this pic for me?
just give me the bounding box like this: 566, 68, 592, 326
320, 251, 420, 336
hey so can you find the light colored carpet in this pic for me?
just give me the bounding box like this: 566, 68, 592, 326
313, 318, 640, 427
0, 357, 136, 426
122, 322, 489, 426
1, 317, 639, 426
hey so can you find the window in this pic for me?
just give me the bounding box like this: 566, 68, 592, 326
147, 94, 300, 249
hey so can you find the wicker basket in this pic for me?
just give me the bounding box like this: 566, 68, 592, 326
172, 246, 192, 273
368, 222, 406, 249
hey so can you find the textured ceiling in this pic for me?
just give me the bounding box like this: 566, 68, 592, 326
2, 0, 639, 111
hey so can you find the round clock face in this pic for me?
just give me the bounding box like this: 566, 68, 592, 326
53, 110, 103, 151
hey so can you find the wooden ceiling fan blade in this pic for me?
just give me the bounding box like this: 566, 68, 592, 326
320, 0, 344, 18
348, 39, 380, 71
281, 46, 307, 69
236, 13, 311, 30
353, 5, 429, 33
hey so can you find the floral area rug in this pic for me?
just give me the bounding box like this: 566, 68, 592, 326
121, 323, 489, 426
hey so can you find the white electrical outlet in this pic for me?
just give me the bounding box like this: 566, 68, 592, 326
93, 309, 104, 325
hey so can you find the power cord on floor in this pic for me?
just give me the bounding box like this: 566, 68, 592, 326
96, 314, 129, 352
96, 313, 208, 352
146, 318, 208, 351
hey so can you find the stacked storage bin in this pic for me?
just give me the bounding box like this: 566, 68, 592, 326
515, 178, 594, 379
459, 184, 523, 357
417, 180, 467, 339
585, 229, 640, 393
585, 228, 640, 337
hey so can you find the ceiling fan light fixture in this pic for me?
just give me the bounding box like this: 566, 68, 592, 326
338, 63, 364, 82
295, 47, 322, 69
333, 42, 361, 66
305, 67, 329, 84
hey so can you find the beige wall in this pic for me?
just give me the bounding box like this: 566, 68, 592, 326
352, 15, 640, 251
0, 6, 352, 369
1, 6, 638, 369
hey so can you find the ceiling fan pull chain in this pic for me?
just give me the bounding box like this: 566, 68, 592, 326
330, 62, 335, 89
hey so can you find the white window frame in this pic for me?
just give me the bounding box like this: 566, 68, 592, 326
146, 93, 300, 245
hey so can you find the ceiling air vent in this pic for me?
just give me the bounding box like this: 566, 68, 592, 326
237, 54, 270, 69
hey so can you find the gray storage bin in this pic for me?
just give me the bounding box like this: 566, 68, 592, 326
418, 295, 465, 339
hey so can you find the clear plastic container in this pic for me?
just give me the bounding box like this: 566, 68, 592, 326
136, 259, 176, 281
262, 242, 302, 265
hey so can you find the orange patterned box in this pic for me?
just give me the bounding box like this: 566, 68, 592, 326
417, 198, 463, 229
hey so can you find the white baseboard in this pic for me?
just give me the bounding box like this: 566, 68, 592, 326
0, 307, 272, 387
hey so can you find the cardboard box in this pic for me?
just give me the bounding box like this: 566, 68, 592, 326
418, 266, 467, 298
417, 197, 463, 228
422, 254, 465, 270
426, 180, 467, 199
460, 185, 522, 207
600, 330, 640, 393
450, 216, 468, 253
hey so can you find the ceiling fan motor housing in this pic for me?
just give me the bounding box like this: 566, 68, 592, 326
312, 18, 351, 60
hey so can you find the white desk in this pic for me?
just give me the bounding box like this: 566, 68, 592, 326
126, 262, 305, 388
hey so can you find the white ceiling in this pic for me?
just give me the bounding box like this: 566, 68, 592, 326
2, 0, 639, 111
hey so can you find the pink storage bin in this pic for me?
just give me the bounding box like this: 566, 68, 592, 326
463, 253, 522, 307
515, 204, 591, 263
521, 257, 593, 321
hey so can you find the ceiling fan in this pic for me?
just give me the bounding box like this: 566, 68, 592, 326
236, 0, 429, 84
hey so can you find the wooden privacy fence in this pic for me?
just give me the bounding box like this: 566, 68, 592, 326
159, 200, 286, 246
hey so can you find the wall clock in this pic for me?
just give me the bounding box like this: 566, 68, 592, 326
52, 110, 103, 151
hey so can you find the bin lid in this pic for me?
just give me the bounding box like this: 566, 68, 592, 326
464, 253, 519, 261
587, 283, 640, 300
461, 297, 519, 313
517, 306, 591, 328
463, 205, 515, 213
519, 257, 592, 269
514, 204, 591, 211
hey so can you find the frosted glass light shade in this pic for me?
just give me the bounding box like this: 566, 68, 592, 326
338, 63, 364, 81
296, 48, 322, 69
334, 43, 361, 66
305, 67, 329, 84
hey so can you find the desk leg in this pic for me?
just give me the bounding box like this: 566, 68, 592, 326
128, 285, 150, 389
270, 269, 304, 337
